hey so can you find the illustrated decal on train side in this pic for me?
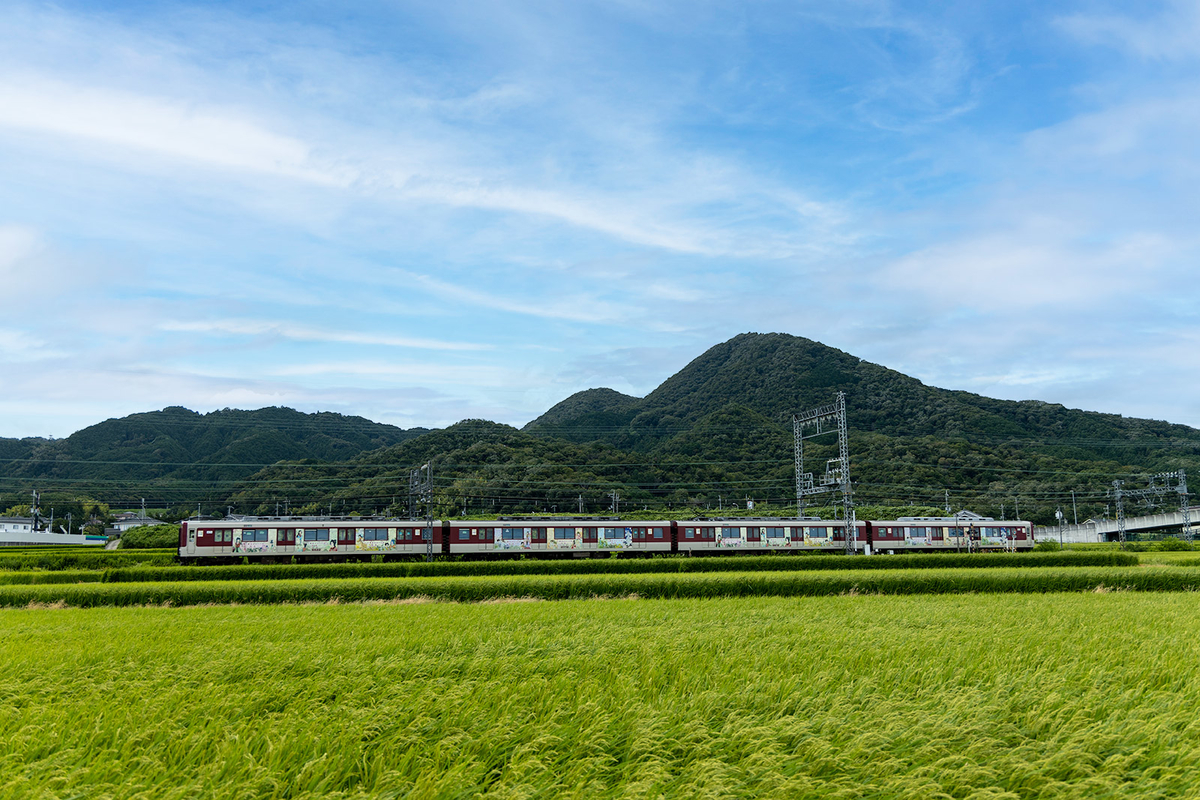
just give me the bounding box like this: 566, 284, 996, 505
761, 526, 791, 547
356, 527, 396, 552
802, 526, 829, 547
597, 527, 632, 549
296, 528, 336, 552
233, 528, 272, 554
493, 527, 532, 550
548, 526, 579, 549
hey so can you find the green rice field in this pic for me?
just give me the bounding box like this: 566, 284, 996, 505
3, 564, 1200, 607
4, 593, 1200, 798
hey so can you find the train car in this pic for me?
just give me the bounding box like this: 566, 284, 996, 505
178, 513, 1033, 562
677, 518, 868, 554
866, 517, 1033, 553
179, 517, 445, 559
447, 519, 672, 556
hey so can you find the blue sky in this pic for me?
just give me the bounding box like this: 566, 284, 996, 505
2, 0, 1198, 438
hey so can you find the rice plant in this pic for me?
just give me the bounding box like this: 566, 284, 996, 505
2, 565, 1198, 608
3, 594, 1200, 797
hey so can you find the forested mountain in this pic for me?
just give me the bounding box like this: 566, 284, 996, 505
525, 333, 1200, 462
0, 407, 425, 505
220, 335, 1200, 526
5, 333, 1200, 525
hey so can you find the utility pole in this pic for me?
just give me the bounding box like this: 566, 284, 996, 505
31, 489, 42, 532
1111, 471, 1189, 546
944, 490, 950, 514
1072, 490, 1078, 525
793, 391, 855, 554
410, 462, 434, 561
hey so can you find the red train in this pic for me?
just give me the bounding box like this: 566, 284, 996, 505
179, 515, 1032, 559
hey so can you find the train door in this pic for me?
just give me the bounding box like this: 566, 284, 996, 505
186, 523, 195, 554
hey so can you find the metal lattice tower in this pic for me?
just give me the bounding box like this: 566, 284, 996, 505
409, 462, 434, 561
1112, 470, 1189, 546
793, 392, 856, 554
1179, 469, 1191, 541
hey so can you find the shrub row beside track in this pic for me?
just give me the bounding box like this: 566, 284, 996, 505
3, 565, 1194, 607
0, 550, 175, 572
109, 550, 1135, 583
0, 551, 1135, 584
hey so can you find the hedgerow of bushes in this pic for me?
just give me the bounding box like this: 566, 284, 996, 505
0, 550, 175, 572
0, 565, 1195, 608
107, 550, 1137, 584
118, 524, 180, 549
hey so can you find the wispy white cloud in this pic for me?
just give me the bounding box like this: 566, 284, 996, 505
402, 271, 639, 324
161, 319, 491, 351
267, 361, 510, 384
0, 328, 65, 362
0, 76, 350, 186
1057, 1, 1200, 61
879, 226, 1171, 309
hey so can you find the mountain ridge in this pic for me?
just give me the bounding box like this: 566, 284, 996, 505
5, 332, 1199, 525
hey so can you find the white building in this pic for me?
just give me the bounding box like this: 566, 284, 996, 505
0, 516, 103, 546
0, 517, 34, 535
113, 516, 161, 532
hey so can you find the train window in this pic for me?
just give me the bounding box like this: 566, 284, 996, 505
685, 528, 694, 539
502, 529, 522, 540
554, 528, 574, 539
458, 529, 468, 540
221, 530, 232, 543
808, 527, 827, 538
242, 529, 267, 543
303, 529, 329, 542
654, 528, 663, 538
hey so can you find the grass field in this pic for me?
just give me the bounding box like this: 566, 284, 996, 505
3, 593, 1200, 798
4, 565, 1200, 607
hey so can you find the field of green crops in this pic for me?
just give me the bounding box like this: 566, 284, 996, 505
4, 593, 1200, 798
5, 564, 1200, 607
